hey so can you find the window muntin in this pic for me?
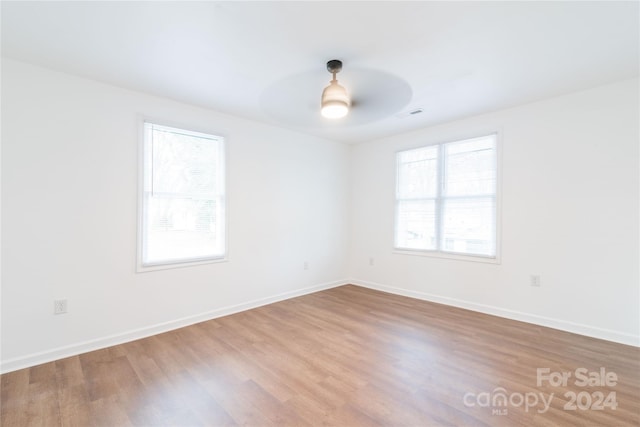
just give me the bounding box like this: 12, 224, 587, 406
140, 122, 225, 268
395, 134, 497, 258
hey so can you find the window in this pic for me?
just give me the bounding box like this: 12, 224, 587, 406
395, 134, 498, 258
139, 122, 225, 269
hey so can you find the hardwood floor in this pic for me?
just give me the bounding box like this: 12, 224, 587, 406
2, 285, 639, 426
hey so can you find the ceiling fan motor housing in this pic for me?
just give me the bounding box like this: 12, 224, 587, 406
326, 59, 343, 74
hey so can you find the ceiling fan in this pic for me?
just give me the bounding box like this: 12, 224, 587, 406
260, 59, 413, 128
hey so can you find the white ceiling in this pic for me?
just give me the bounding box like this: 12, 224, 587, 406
2, 1, 638, 144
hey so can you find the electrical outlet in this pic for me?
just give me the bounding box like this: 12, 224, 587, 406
530, 275, 541, 287
303, 261, 309, 270
369, 257, 374, 266
54, 299, 68, 314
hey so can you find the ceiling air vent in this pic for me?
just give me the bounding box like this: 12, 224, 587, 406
396, 108, 424, 118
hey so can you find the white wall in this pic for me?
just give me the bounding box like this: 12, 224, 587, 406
349, 78, 639, 346
1, 59, 350, 371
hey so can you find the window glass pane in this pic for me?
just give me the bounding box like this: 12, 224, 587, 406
145, 197, 223, 263
395, 200, 436, 250
441, 197, 495, 256
397, 146, 438, 198
151, 128, 219, 196
444, 135, 496, 197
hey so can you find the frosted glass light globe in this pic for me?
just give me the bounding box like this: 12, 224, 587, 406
321, 79, 350, 119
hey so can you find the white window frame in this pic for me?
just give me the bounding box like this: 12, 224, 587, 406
137, 118, 227, 272
393, 132, 501, 264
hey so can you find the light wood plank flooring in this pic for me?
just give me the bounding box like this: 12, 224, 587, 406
2, 285, 639, 426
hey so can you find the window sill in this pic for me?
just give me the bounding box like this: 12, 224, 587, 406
393, 249, 501, 264
136, 256, 228, 273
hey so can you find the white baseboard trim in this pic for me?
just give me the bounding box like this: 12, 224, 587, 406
0, 279, 348, 374
350, 278, 640, 348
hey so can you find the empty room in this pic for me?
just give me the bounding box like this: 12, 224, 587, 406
1, 1, 639, 426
